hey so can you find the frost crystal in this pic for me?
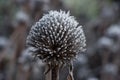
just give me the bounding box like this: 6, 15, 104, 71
26, 10, 86, 64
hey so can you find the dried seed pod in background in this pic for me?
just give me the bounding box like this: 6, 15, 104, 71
96, 37, 114, 52
105, 25, 120, 40
26, 10, 86, 65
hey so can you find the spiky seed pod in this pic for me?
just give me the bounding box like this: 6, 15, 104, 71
26, 10, 86, 65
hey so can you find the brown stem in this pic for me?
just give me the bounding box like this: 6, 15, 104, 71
51, 64, 59, 80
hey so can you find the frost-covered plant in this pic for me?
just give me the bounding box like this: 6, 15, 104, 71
26, 10, 86, 80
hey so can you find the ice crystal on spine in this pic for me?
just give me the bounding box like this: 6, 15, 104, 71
26, 10, 86, 64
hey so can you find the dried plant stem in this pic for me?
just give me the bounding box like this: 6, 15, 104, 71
51, 64, 59, 80
45, 64, 59, 80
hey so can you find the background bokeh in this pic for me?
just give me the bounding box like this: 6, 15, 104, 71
0, 0, 120, 80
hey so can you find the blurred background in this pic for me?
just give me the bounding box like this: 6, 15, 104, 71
0, 0, 120, 80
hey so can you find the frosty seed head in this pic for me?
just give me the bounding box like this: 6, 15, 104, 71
26, 10, 86, 64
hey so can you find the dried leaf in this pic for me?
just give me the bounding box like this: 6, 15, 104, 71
44, 64, 51, 75
67, 62, 74, 80
67, 72, 74, 80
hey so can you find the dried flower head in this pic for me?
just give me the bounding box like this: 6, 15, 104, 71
97, 37, 114, 50
105, 25, 120, 38
26, 10, 86, 65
